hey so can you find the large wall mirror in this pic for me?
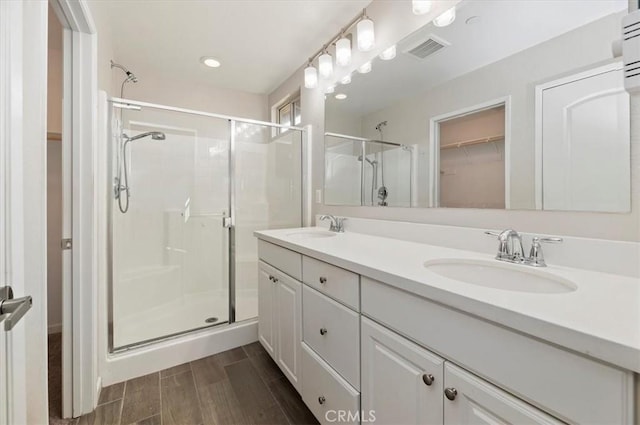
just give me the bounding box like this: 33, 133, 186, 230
324, 0, 630, 212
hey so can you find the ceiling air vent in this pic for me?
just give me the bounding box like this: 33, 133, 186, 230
404, 35, 448, 60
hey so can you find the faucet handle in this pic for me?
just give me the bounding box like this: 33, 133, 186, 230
527, 236, 563, 267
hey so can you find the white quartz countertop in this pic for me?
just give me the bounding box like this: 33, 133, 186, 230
254, 227, 640, 373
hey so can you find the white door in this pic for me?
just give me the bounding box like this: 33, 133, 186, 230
361, 317, 444, 425
258, 261, 276, 358
275, 271, 301, 391
443, 363, 562, 424
540, 63, 630, 212
0, 1, 47, 424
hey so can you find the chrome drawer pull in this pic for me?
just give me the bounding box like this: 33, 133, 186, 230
422, 373, 434, 386
318, 396, 326, 405
319, 276, 327, 284
319, 327, 328, 336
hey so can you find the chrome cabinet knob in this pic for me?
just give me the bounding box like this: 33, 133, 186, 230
422, 373, 434, 386
320, 327, 328, 336
319, 276, 327, 284
444, 387, 458, 400
318, 396, 326, 405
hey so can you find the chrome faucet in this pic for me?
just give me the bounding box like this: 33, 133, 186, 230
486, 229, 562, 267
319, 215, 346, 233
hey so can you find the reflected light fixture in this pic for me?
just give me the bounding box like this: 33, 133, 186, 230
304, 63, 318, 89
335, 93, 348, 100
340, 74, 352, 85
379, 45, 397, 61
358, 61, 372, 74
200, 56, 221, 68
357, 11, 375, 51
319, 51, 334, 79
336, 37, 351, 66
412, 0, 432, 15
434, 7, 456, 27
325, 85, 336, 94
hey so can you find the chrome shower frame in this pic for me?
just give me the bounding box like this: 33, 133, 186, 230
106, 97, 305, 353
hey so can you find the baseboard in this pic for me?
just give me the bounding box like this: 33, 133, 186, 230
48, 323, 62, 334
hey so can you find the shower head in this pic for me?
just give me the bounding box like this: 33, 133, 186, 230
123, 131, 166, 143
357, 155, 377, 165
111, 60, 138, 83
375, 121, 388, 131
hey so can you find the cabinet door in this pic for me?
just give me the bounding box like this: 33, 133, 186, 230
361, 317, 444, 425
258, 262, 276, 358
443, 363, 563, 424
275, 272, 302, 391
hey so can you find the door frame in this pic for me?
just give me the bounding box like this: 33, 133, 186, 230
533, 61, 624, 210
428, 96, 512, 208
50, 0, 99, 417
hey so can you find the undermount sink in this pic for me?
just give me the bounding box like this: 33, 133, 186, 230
286, 230, 337, 239
424, 259, 577, 294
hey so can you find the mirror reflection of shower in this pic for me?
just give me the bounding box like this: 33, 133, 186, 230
114, 131, 166, 213
357, 154, 378, 206
375, 120, 388, 206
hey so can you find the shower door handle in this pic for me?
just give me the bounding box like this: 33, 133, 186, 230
222, 217, 233, 228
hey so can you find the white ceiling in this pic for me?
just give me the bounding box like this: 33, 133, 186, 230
89, 0, 371, 94
326, 0, 627, 116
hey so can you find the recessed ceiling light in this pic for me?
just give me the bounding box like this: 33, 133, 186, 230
201, 57, 221, 68
358, 62, 372, 74
335, 93, 347, 100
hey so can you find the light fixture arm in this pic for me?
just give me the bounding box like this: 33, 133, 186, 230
305, 9, 370, 65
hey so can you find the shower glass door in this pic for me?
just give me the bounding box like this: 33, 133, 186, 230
109, 102, 230, 350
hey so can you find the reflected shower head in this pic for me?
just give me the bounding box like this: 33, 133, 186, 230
111, 60, 138, 83
123, 131, 166, 143
357, 155, 377, 165
375, 121, 388, 131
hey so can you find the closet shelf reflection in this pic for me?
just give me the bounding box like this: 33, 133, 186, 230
440, 135, 504, 150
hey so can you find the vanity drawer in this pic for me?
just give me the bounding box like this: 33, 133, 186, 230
301, 342, 360, 425
302, 256, 359, 310
303, 285, 360, 389
258, 240, 302, 281
361, 276, 634, 425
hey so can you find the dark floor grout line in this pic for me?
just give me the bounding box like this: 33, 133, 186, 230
158, 372, 163, 425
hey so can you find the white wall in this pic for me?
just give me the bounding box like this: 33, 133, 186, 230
270, 3, 640, 242
47, 5, 63, 333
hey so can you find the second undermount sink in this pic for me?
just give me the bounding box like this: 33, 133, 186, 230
424, 259, 577, 294
286, 230, 337, 239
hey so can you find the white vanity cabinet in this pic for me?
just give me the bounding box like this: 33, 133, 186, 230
443, 363, 563, 425
257, 254, 303, 391
361, 317, 444, 425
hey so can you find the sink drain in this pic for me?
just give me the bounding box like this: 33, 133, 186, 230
205, 317, 219, 324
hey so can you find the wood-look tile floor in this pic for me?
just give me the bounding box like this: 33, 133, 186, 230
50, 339, 318, 425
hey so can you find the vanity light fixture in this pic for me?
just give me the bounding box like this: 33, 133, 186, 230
357, 11, 375, 52
358, 61, 372, 74
335, 93, 348, 100
412, 0, 432, 15
340, 74, 352, 85
379, 45, 397, 61
336, 36, 351, 66
433, 7, 456, 27
319, 51, 334, 79
302, 9, 375, 90
325, 85, 336, 94
200, 56, 221, 68
304, 63, 318, 89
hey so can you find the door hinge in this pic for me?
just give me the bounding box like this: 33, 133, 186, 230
61, 238, 72, 250
222, 217, 233, 228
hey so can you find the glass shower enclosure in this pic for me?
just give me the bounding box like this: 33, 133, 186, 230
107, 99, 303, 351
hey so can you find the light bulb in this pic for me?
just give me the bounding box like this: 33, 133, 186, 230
336, 37, 351, 66
434, 7, 456, 27
340, 74, 351, 85
412, 0, 432, 15
335, 93, 347, 100
379, 45, 396, 61
304, 65, 318, 89
319, 53, 333, 79
358, 62, 372, 74
357, 18, 375, 51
